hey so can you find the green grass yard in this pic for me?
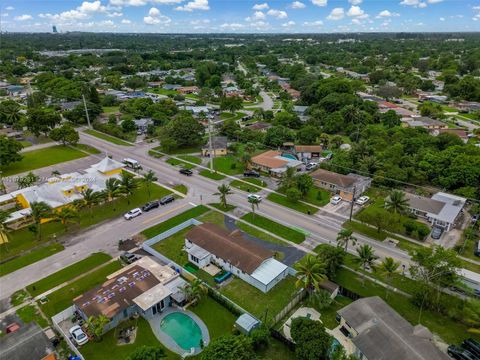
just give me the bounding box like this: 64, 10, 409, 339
26, 252, 112, 297
173, 184, 188, 195
230, 179, 264, 193
199, 169, 226, 180
303, 187, 331, 207
166, 157, 196, 170
102, 106, 120, 114
153, 145, 203, 155
240, 212, 305, 244
73, 144, 101, 154
267, 193, 318, 215
0, 145, 89, 176
151, 226, 192, 266
17, 304, 49, 328
212, 156, 244, 175
84, 129, 133, 146
189, 296, 236, 339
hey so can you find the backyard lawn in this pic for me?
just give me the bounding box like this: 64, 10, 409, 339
189, 296, 236, 339
267, 193, 318, 215
230, 178, 266, 193
199, 169, 226, 180
212, 156, 244, 175
319, 296, 353, 330
39, 261, 122, 318
0, 145, 90, 176
84, 129, 133, 146
151, 226, 192, 266
240, 213, 305, 244
80, 317, 179, 360
26, 252, 112, 297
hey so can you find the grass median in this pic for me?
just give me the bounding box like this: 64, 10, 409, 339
84, 129, 133, 146
267, 193, 318, 215
199, 169, 226, 180
230, 178, 266, 193
240, 212, 306, 244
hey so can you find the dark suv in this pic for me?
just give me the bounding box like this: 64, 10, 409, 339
463, 339, 480, 358
159, 195, 175, 205
447, 345, 476, 360
120, 252, 140, 264
244, 170, 260, 178
142, 201, 159, 212
179, 168, 193, 176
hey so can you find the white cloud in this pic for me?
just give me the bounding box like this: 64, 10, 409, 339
427, 0, 443, 3
5, 6, 14, 10
144, 7, 171, 24
220, 22, 245, 30
291, 1, 305, 9
246, 11, 266, 21
439, 17, 445, 21
418, 2, 427, 7
78, 1, 107, 13
175, 0, 209, 11
376, 10, 400, 18
109, 0, 147, 5
303, 20, 323, 26
39, 1, 110, 23
400, 0, 427, 7
311, 0, 327, 6
190, 19, 210, 24
14, 14, 33, 21
327, 7, 344, 20
282, 20, 295, 27
107, 11, 123, 17
1, 13, 8, 17
348, 0, 362, 4
267, 9, 288, 19
252, 3, 269, 10
347, 5, 365, 17
121, 18, 131, 23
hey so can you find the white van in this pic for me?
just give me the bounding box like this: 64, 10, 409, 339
123, 158, 141, 170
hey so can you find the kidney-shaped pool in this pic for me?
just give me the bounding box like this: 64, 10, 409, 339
160, 312, 203, 351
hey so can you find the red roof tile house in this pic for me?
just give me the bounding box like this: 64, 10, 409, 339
311, 168, 372, 202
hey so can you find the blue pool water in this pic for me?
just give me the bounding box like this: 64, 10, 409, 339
281, 153, 298, 160
160, 312, 203, 350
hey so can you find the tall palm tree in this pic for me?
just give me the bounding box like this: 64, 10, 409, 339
278, 166, 296, 190
0, 101, 21, 125
240, 152, 252, 169
54, 207, 79, 231
248, 196, 261, 218
30, 201, 52, 241
103, 178, 122, 202
385, 190, 409, 214
182, 279, 207, 306
356, 244, 379, 286
141, 170, 158, 200
244, 142, 256, 155
120, 172, 138, 203
379, 257, 400, 298
336, 229, 357, 252
81, 188, 103, 217
295, 255, 327, 292
214, 184, 233, 209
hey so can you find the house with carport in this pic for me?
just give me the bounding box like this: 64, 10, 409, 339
310, 168, 371, 202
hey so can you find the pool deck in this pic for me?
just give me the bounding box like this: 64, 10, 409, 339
148, 307, 210, 357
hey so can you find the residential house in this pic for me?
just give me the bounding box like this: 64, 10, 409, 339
74, 257, 187, 334
58, 101, 81, 111
294, 145, 323, 163
250, 150, 303, 177
401, 116, 448, 130
337, 296, 449, 360
293, 106, 309, 116
455, 101, 480, 113
163, 84, 181, 91
310, 169, 371, 201
400, 192, 466, 232
184, 105, 211, 116
133, 118, 152, 133
246, 121, 272, 133
0, 157, 124, 229
178, 86, 199, 95
202, 136, 228, 157
430, 128, 469, 143
185, 223, 289, 293
223, 85, 242, 97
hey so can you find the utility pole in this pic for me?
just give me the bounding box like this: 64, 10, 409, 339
82, 94, 92, 129
349, 186, 357, 221
208, 116, 214, 172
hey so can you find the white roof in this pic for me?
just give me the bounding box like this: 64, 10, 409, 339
250, 258, 288, 286
430, 192, 466, 223
91, 157, 124, 173
235, 313, 260, 331
5, 208, 32, 223
133, 284, 172, 311
460, 268, 480, 287
187, 243, 211, 260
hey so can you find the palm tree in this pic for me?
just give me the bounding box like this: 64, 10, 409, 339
244, 142, 256, 155
385, 190, 409, 214
120, 172, 138, 203
0, 101, 21, 125
141, 170, 158, 200
278, 166, 296, 190
182, 279, 207, 306
81, 188, 103, 217
248, 196, 261, 218
240, 152, 252, 169
103, 178, 122, 202
54, 207, 79, 231
214, 184, 233, 209
30, 201, 52, 241
295, 255, 327, 292
379, 257, 400, 298
336, 229, 357, 252
86, 315, 110, 341
356, 244, 379, 286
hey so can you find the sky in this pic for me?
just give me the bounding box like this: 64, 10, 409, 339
1, 0, 479, 33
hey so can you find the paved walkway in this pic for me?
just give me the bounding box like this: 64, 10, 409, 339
20, 142, 57, 153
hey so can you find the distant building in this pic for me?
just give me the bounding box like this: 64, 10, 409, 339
178, 86, 199, 95
310, 168, 371, 201
430, 128, 469, 143
202, 136, 228, 157
401, 116, 448, 130
52, 25, 58, 33
250, 150, 303, 177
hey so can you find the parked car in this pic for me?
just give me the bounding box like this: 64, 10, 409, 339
124, 208, 142, 220
179, 168, 193, 176
355, 196, 370, 205
142, 201, 159, 212
120, 252, 140, 264
431, 227, 443, 240
463, 339, 480, 358
247, 194, 262, 202
331, 195, 342, 205
69, 325, 88, 346
447, 345, 476, 360
159, 195, 175, 205
305, 162, 318, 171
244, 170, 260, 178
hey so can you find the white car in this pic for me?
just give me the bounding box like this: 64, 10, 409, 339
305, 162, 318, 171
247, 194, 262, 202
330, 195, 342, 205
124, 208, 142, 220
69, 325, 88, 346
355, 196, 370, 206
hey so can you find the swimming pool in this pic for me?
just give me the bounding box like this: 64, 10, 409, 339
160, 312, 203, 351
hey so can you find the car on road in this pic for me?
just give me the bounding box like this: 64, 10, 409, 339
69, 325, 88, 346
430, 227, 443, 240
124, 208, 142, 220
305, 162, 318, 171
447, 345, 476, 360
120, 252, 140, 264
244, 170, 260, 178
247, 194, 262, 202
331, 195, 342, 205
355, 196, 370, 205
179, 168, 193, 176
142, 201, 159, 212
159, 195, 175, 205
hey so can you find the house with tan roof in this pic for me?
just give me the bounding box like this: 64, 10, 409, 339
185, 223, 289, 293
311, 168, 371, 202
250, 150, 303, 177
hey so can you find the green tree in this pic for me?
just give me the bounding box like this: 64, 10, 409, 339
16, 172, 39, 189
200, 335, 255, 360
220, 96, 243, 113
85, 315, 110, 341
264, 125, 295, 148
53, 207, 79, 231
385, 190, 409, 214
26, 108, 61, 136
103, 178, 122, 202
248, 196, 261, 218
278, 166, 297, 190
379, 257, 400, 299
160, 112, 204, 148
80, 188, 104, 217
182, 279, 207, 306
49, 124, 79, 145
0, 100, 21, 125
120, 172, 139, 200
295, 254, 327, 292
214, 184, 233, 209
290, 317, 332, 360
0, 135, 23, 167
336, 229, 357, 252
296, 174, 314, 197
121, 118, 137, 133
308, 289, 333, 310
355, 244, 378, 286
127, 346, 165, 360
286, 187, 302, 203
30, 201, 52, 241
317, 245, 345, 278
142, 170, 158, 200
125, 76, 146, 91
